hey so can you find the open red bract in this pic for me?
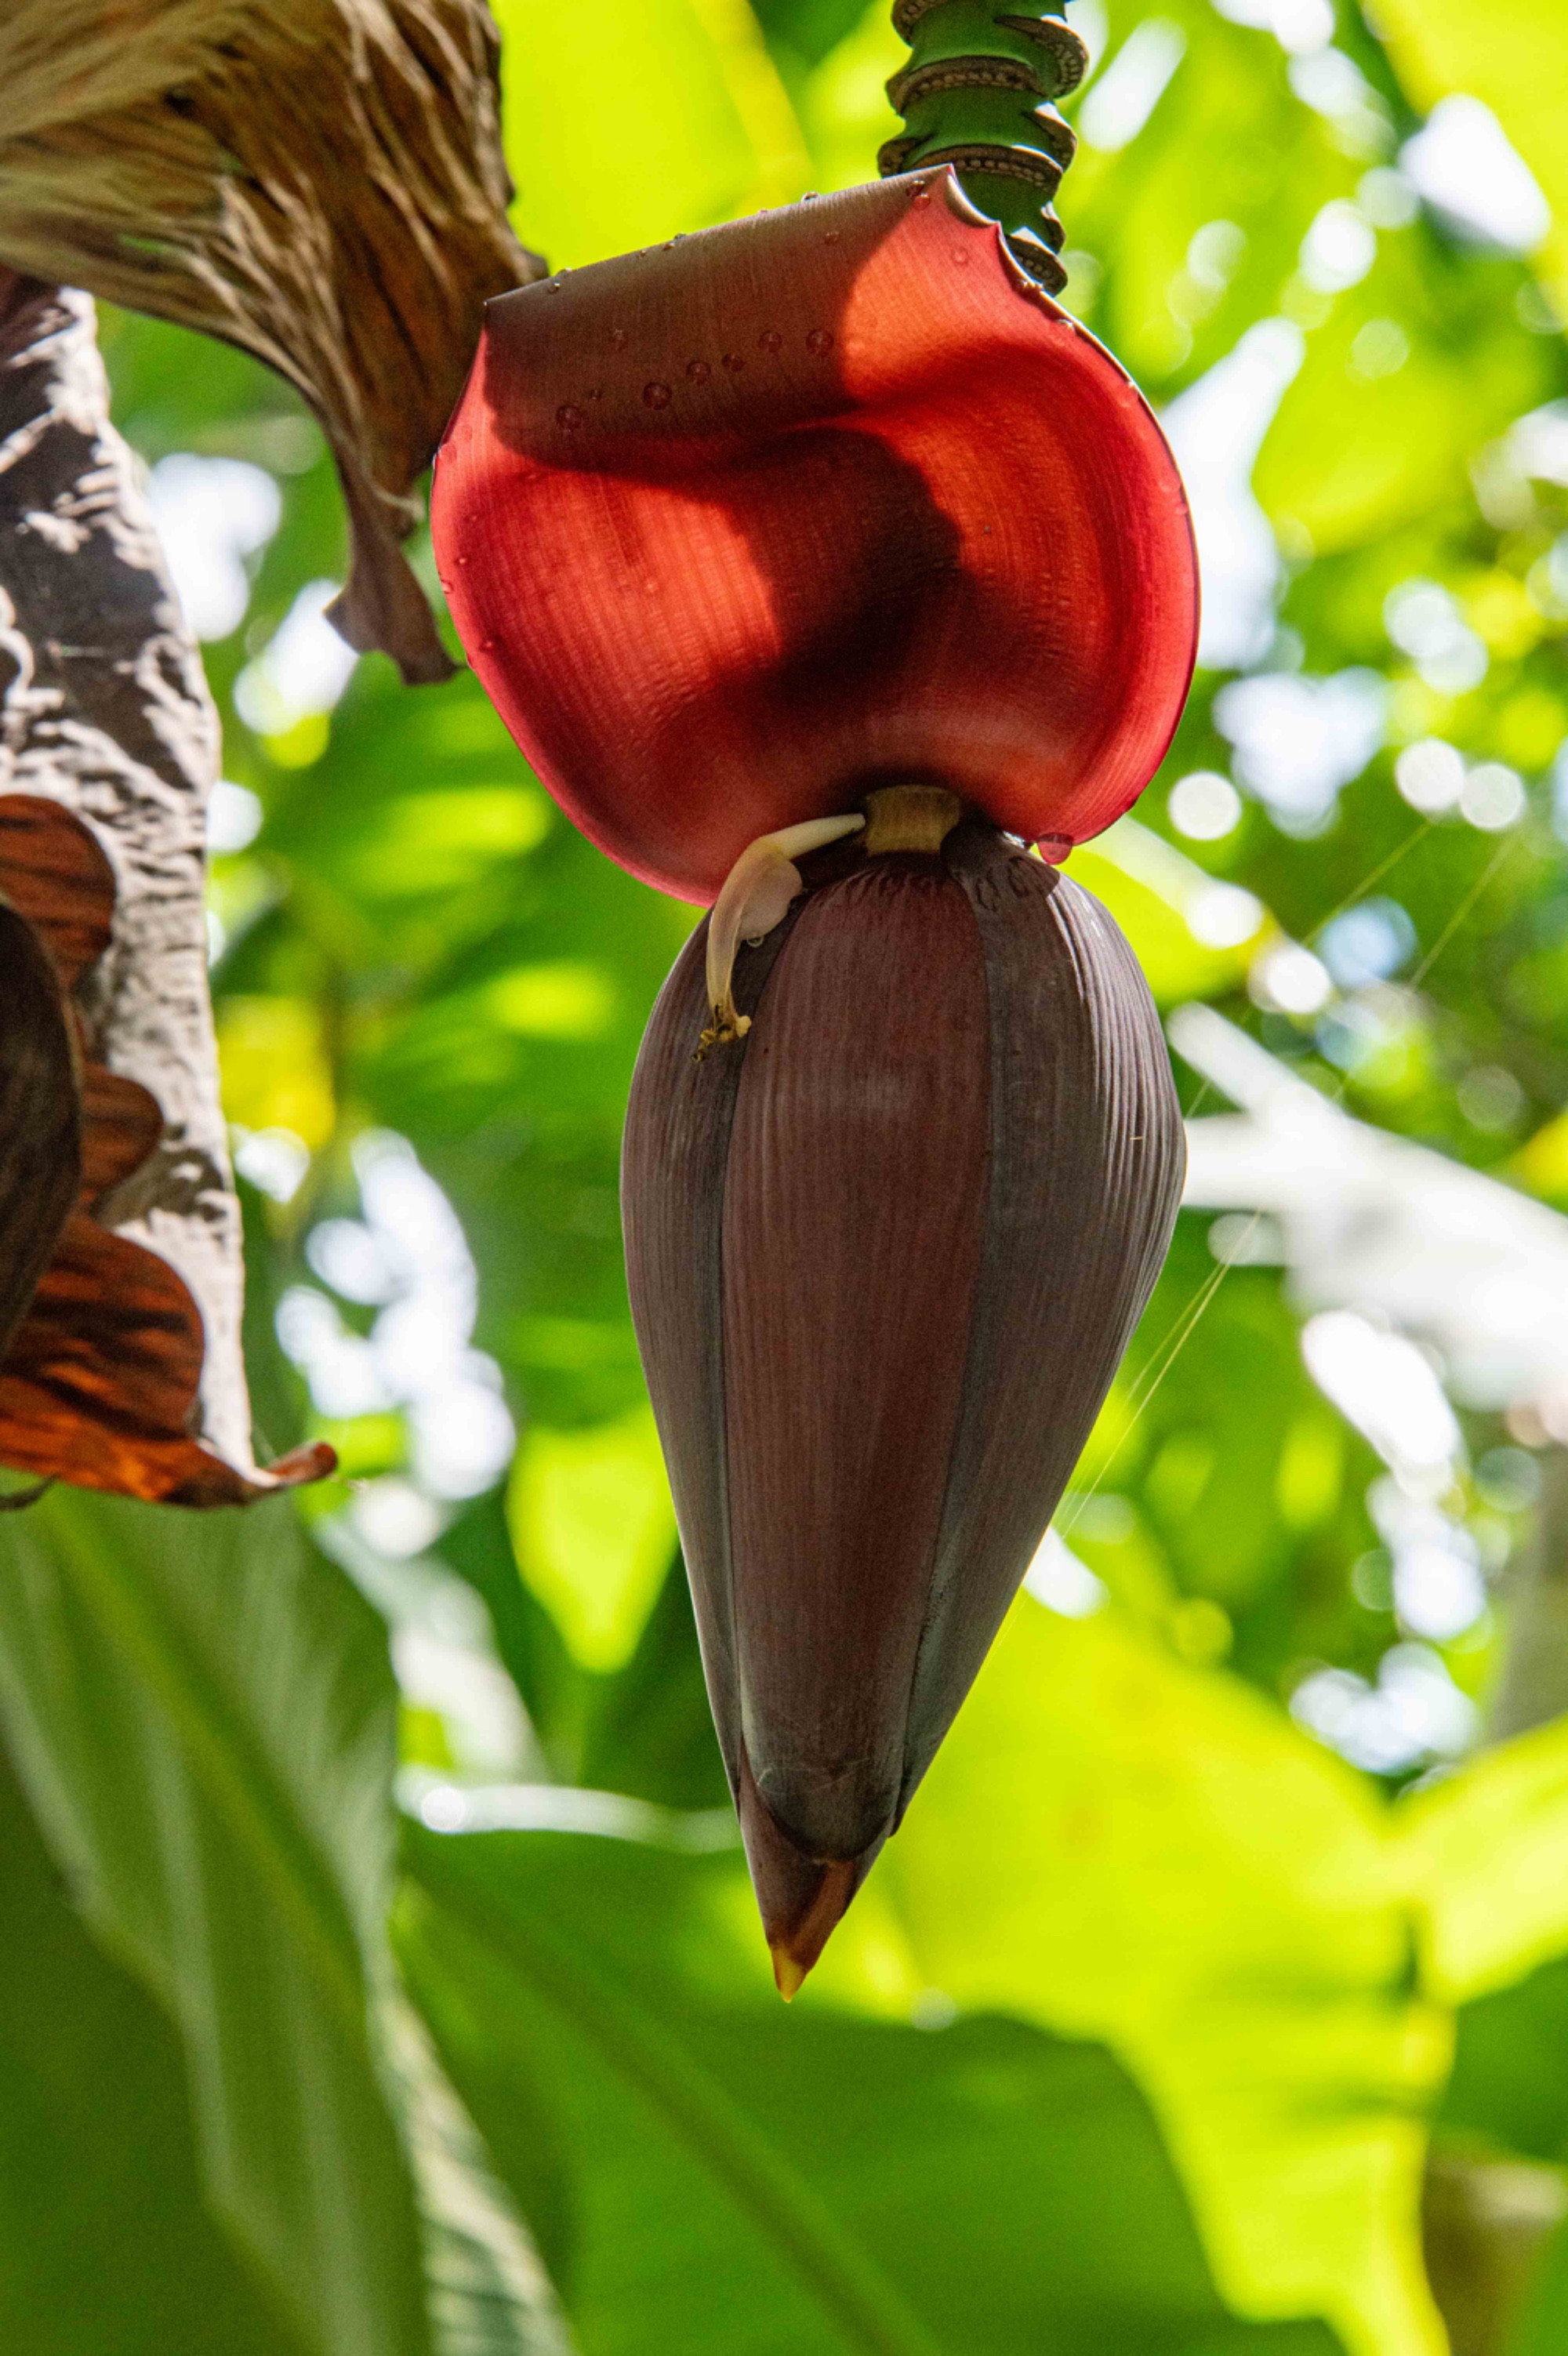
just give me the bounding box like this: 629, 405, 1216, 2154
435, 171, 1198, 904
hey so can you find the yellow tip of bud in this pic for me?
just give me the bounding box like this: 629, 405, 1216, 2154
771, 1945, 809, 2002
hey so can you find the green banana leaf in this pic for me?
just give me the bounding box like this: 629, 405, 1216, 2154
0, 1735, 305, 2354
0, 1487, 431, 2356
399, 1806, 1342, 2356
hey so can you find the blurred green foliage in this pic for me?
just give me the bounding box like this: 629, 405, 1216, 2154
0, 1741, 308, 2356
401, 1820, 1341, 2356
9, 0, 1568, 2351
0, 1490, 431, 2354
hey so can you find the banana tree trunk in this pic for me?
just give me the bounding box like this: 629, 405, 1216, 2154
1, 270, 257, 1478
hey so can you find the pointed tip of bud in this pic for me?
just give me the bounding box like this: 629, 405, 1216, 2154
764, 1857, 857, 1998
738, 1748, 878, 1995
771, 1946, 808, 2002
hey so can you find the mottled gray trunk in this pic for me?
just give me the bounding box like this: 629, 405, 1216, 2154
0, 272, 252, 1467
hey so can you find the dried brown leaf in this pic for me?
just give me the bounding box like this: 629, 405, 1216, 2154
0, 0, 543, 680
0, 785, 333, 1505
0, 789, 114, 993
77, 1065, 165, 1206
0, 903, 81, 1362
0, 1212, 333, 1505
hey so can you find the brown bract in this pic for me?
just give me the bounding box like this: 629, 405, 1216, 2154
622, 820, 1185, 1991
0, 0, 541, 681
0, 793, 332, 1506
437, 170, 1198, 902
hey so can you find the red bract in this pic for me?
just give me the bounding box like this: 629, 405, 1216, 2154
434, 171, 1197, 904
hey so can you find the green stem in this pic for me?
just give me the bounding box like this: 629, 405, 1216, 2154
880, 2, 1087, 290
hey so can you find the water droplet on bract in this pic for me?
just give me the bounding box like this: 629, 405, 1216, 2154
644, 381, 672, 408
479, 637, 497, 652
822, 231, 840, 245
456, 554, 470, 565
586, 387, 603, 401
913, 187, 932, 206
723, 353, 746, 373
556, 403, 585, 430
759, 329, 783, 354
805, 328, 833, 356
953, 250, 970, 267
687, 358, 712, 383
610, 327, 629, 350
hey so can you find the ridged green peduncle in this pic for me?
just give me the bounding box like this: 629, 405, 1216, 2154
879, 2, 1087, 292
